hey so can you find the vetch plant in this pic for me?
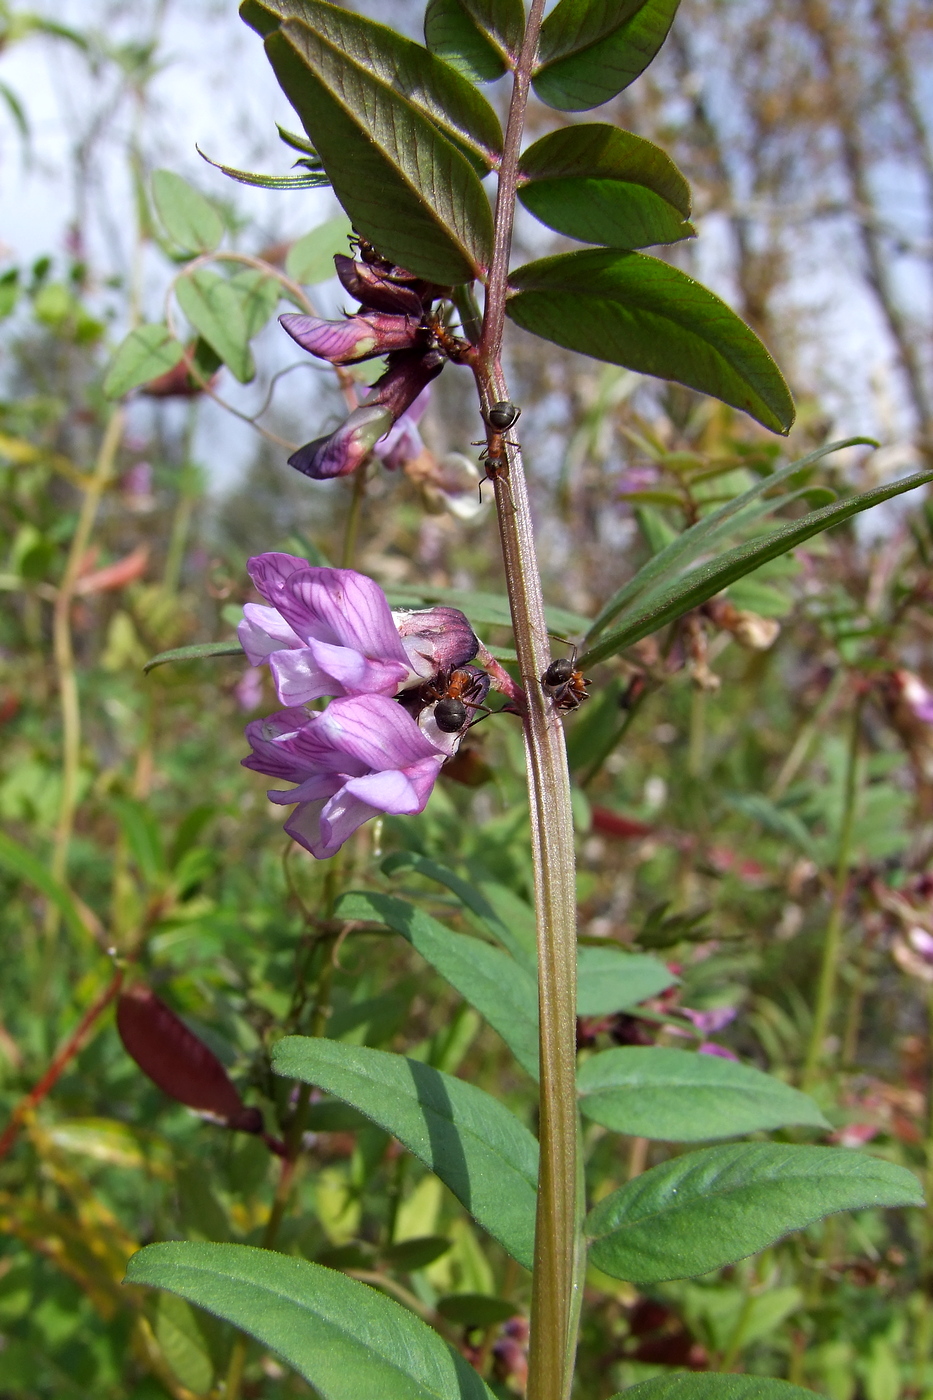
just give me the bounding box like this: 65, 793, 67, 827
104, 2, 933, 1399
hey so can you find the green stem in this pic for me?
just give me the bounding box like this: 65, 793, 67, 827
801, 692, 863, 1092
341, 461, 368, 568
46, 409, 125, 941
475, 6, 579, 1398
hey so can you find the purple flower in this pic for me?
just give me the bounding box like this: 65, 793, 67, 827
243, 696, 446, 859
681, 1005, 738, 1034
334, 254, 427, 317
376, 387, 430, 471
289, 404, 395, 481
238, 553, 479, 706
698, 1042, 740, 1061
280, 311, 421, 366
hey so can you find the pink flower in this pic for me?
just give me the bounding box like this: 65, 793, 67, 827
243, 696, 446, 859
289, 404, 395, 481
280, 311, 422, 366
238, 553, 479, 706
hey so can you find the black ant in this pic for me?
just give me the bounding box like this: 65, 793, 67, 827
473, 400, 521, 507
542, 645, 590, 712
419, 667, 491, 734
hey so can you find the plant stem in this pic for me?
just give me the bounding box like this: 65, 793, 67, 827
46, 409, 125, 940
341, 461, 368, 568
475, 7, 579, 1398
802, 692, 863, 1092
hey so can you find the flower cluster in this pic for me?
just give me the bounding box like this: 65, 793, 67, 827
281, 244, 461, 481
239, 552, 484, 858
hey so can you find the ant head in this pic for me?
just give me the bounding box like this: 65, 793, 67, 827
486, 400, 521, 432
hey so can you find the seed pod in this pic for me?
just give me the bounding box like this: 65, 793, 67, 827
117, 983, 261, 1133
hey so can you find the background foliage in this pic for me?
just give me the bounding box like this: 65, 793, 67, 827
1, 0, 933, 1396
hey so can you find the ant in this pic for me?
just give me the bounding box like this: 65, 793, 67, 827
419, 667, 491, 734
541, 645, 590, 712
473, 400, 521, 507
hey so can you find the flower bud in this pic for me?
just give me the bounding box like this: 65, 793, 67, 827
334, 254, 426, 317
289, 404, 394, 480
279, 311, 421, 366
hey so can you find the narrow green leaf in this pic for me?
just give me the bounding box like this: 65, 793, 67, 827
0, 830, 93, 945
103, 324, 185, 399
534, 0, 681, 111
577, 946, 676, 1015
176, 270, 255, 384
423, 0, 507, 82
198, 145, 329, 190
382, 1236, 451, 1271
519, 124, 692, 248
335, 891, 540, 1079
437, 1295, 517, 1326
580, 467, 933, 667
577, 1046, 830, 1141
381, 850, 535, 970
272, 1039, 538, 1268
286, 215, 354, 285
151, 170, 224, 255
585, 439, 873, 644
126, 1241, 495, 1399
228, 268, 281, 338
585, 1143, 923, 1284
143, 641, 244, 674
508, 249, 794, 434
609, 1377, 820, 1400
154, 1293, 214, 1395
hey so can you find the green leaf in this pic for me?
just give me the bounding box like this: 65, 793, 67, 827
585, 439, 870, 645
154, 1293, 214, 1395
609, 1377, 820, 1400
577, 1046, 830, 1141
335, 891, 540, 1079
286, 215, 354, 285
518, 124, 693, 248
577, 946, 676, 1015
151, 170, 224, 255
585, 1143, 923, 1284
507, 249, 794, 434
436, 1294, 517, 1326
126, 1242, 496, 1399
534, 0, 681, 111
198, 144, 330, 190
580, 466, 933, 667
272, 1039, 538, 1268
143, 640, 245, 674
381, 850, 535, 970
241, 0, 497, 281
423, 0, 507, 82
0, 830, 93, 945
176, 269, 255, 384
382, 1236, 452, 1271
103, 324, 186, 399
227, 268, 281, 339
457, 0, 525, 60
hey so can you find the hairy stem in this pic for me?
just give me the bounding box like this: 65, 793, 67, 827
475, 5, 580, 1398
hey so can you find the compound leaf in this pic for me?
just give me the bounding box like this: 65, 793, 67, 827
126, 1242, 495, 1400
272, 1039, 538, 1267
585, 1143, 923, 1284
507, 249, 794, 434
577, 1046, 829, 1141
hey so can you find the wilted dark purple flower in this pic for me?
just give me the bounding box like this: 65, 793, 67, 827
239, 553, 478, 706
280, 311, 421, 366
289, 404, 395, 481
243, 696, 446, 859
334, 254, 426, 317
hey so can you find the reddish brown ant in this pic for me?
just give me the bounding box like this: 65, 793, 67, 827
473, 400, 521, 508
542, 645, 590, 712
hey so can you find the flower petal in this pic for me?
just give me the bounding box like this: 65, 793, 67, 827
306, 789, 379, 859
246, 553, 310, 604
281, 569, 411, 666
343, 768, 425, 815
238, 603, 303, 664
317, 694, 444, 770
303, 637, 410, 696
280, 311, 421, 365
289, 405, 394, 480
268, 647, 342, 705
393, 608, 479, 678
